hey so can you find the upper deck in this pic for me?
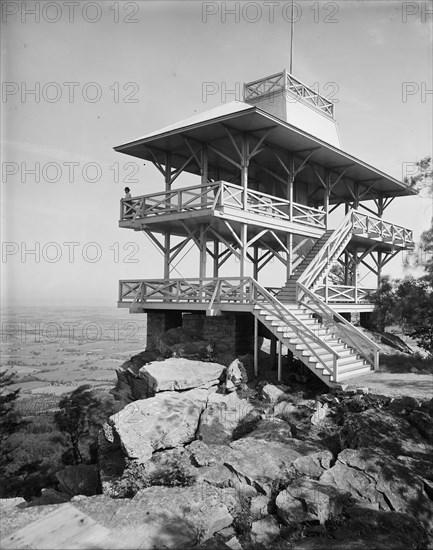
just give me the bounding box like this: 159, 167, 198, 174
119, 180, 414, 253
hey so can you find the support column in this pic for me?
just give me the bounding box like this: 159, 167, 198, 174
164, 152, 172, 285
199, 225, 207, 280
377, 195, 384, 217
377, 251, 382, 286
240, 224, 247, 280
324, 170, 330, 229
287, 234, 293, 279
213, 239, 219, 279
277, 340, 283, 382
253, 245, 259, 281
164, 232, 170, 282
353, 249, 358, 303
254, 316, 259, 376
165, 152, 172, 192
241, 134, 249, 210
270, 336, 277, 370
201, 144, 208, 206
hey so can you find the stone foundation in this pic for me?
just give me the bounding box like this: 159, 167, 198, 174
146, 311, 182, 350
146, 311, 254, 355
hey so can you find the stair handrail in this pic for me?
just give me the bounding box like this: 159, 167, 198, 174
298, 209, 354, 292
297, 282, 380, 370
250, 279, 340, 378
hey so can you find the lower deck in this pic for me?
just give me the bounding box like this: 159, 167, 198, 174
118, 277, 375, 317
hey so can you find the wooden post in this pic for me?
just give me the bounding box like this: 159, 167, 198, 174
240, 224, 247, 280
201, 144, 208, 206
324, 171, 330, 229
353, 249, 358, 303
270, 336, 277, 370
241, 134, 249, 210
165, 152, 172, 192
213, 239, 219, 279
253, 245, 259, 281
287, 234, 293, 279
164, 232, 170, 283
277, 340, 282, 382
377, 195, 384, 218
199, 225, 207, 280
288, 178, 294, 222
254, 316, 259, 376
377, 250, 382, 287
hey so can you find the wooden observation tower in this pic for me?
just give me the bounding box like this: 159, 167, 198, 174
115, 70, 415, 386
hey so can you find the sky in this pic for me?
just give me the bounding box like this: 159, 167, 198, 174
1, 0, 432, 307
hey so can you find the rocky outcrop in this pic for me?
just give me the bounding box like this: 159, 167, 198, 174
276, 479, 351, 526
198, 392, 255, 445
138, 358, 225, 396
225, 355, 254, 391
109, 485, 233, 548
320, 448, 433, 527
114, 357, 225, 405
56, 464, 100, 497
108, 388, 211, 463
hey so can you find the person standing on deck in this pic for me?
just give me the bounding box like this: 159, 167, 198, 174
124, 187, 133, 218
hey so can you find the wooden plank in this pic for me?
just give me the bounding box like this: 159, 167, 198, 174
2, 504, 111, 549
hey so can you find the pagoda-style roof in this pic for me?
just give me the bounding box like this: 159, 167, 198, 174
114, 101, 415, 203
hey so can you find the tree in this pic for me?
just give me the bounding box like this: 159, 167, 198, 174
0, 371, 24, 470
54, 385, 103, 465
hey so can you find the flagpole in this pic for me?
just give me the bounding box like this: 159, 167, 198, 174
289, 0, 294, 74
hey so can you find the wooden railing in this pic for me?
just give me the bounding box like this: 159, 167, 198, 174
298, 210, 354, 293
352, 211, 413, 247
297, 283, 380, 371
244, 70, 334, 117
314, 285, 374, 304
298, 209, 414, 300
120, 181, 326, 229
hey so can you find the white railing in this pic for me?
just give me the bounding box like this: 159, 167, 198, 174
119, 276, 339, 379
352, 211, 414, 247
314, 285, 375, 304
298, 210, 354, 293
244, 70, 334, 117
298, 209, 414, 300
120, 181, 326, 229
297, 283, 380, 371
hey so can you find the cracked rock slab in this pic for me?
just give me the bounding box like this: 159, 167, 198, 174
108, 388, 211, 462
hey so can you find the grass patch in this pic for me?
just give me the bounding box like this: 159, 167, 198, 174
378, 353, 433, 374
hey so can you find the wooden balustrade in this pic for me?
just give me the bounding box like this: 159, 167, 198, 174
120, 181, 326, 229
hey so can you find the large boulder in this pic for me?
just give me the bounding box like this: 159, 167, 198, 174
56, 464, 100, 497
225, 355, 254, 391
339, 408, 429, 458
293, 506, 427, 550
114, 357, 225, 403
109, 485, 233, 548
261, 384, 289, 404
276, 478, 351, 526
112, 350, 159, 405
108, 388, 211, 463
224, 437, 325, 495
198, 392, 255, 445
292, 450, 334, 479
139, 358, 225, 396
320, 448, 433, 527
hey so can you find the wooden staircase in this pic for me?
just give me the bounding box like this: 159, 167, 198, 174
255, 210, 381, 384
253, 300, 372, 385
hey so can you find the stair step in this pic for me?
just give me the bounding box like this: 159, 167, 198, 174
337, 359, 369, 373
337, 366, 372, 381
